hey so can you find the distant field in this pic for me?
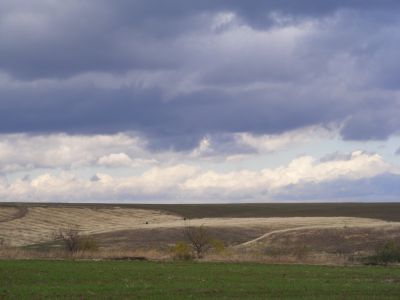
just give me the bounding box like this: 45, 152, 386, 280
0, 260, 399, 299
2, 202, 400, 264
3, 202, 400, 221
129, 203, 400, 221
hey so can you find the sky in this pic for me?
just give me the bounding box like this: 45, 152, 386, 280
0, 0, 400, 203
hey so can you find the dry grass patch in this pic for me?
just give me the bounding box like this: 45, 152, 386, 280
91, 226, 266, 250
0, 207, 181, 246
0, 207, 27, 222
256, 225, 400, 254
233, 225, 400, 265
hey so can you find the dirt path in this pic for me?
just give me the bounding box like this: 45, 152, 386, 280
235, 223, 400, 248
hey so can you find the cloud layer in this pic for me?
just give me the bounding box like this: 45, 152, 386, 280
0, 1, 400, 149
1, 149, 398, 202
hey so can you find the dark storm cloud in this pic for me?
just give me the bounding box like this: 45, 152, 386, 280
340, 99, 400, 140
1, 0, 400, 148
1, 0, 399, 80
0, 75, 356, 152
0, 83, 348, 150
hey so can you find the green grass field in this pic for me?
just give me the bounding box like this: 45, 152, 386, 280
0, 260, 399, 299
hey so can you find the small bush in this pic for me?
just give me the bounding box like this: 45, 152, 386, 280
364, 241, 400, 265
211, 239, 226, 254
171, 241, 194, 261
77, 236, 99, 252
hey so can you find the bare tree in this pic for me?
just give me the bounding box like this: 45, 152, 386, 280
183, 224, 212, 259
54, 227, 81, 253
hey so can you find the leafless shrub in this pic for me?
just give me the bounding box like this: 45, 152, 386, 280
183, 224, 212, 259
54, 227, 98, 253
54, 227, 81, 253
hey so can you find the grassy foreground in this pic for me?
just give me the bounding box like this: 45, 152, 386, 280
0, 261, 399, 299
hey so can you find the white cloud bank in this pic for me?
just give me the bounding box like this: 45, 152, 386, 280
183, 151, 392, 191
0, 133, 150, 172
0, 150, 396, 203
0, 127, 332, 172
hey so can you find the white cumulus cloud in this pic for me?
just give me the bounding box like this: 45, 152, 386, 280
0, 151, 396, 203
